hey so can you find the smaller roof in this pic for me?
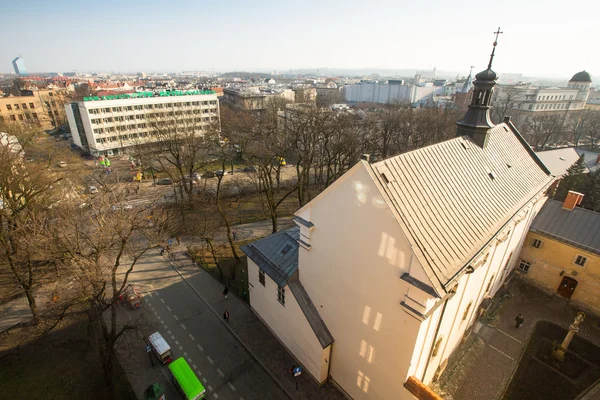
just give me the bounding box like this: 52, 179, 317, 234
241, 227, 300, 287
574, 147, 600, 173
570, 71, 592, 83
536, 148, 584, 176
288, 280, 334, 348
530, 199, 600, 255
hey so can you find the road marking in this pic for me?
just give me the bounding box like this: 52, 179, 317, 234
181, 323, 186, 330
208, 385, 213, 392
489, 344, 515, 361
193, 364, 197, 369
240, 397, 244, 400
179, 346, 183, 350
157, 316, 161, 321
171, 335, 175, 340
197, 344, 204, 352
217, 368, 224, 377
154, 311, 158, 315
175, 341, 179, 345
163, 325, 167, 329
184, 352, 188, 357
160, 298, 165, 304
196, 370, 202, 376
166, 306, 172, 312
497, 329, 523, 343
228, 383, 235, 391
213, 393, 218, 399
189, 334, 195, 340
202, 377, 207, 384
168, 330, 172, 335
206, 356, 214, 364
173, 315, 179, 321
144, 298, 149, 302
187, 358, 192, 363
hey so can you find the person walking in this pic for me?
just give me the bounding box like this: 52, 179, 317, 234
176, 236, 181, 245
223, 287, 229, 300
223, 310, 230, 323
232, 230, 238, 240
160, 247, 165, 256
515, 313, 524, 328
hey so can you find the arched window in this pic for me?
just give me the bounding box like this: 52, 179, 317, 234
462, 301, 473, 321
432, 337, 443, 357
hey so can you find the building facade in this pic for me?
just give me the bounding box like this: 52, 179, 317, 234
0, 90, 66, 130
242, 49, 554, 399
496, 71, 592, 128
223, 87, 295, 111
344, 81, 445, 107
517, 193, 600, 314
65, 90, 219, 156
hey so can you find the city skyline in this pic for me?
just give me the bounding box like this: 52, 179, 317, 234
1, 0, 598, 79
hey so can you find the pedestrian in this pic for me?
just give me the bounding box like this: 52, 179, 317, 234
223, 310, 229, 323
168, 239, 173, 247
223, 287, 229, 300
515, 313, 524, 328
232, 230, 238, 240
160, 247, 165, 256
176, 236, 181, 245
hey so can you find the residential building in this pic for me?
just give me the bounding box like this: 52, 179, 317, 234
517, 193, 600, 314
242, 46, 553, 398
12, 57, 27, 76
293, 87, 317, 104
223, 87, 295, 111
65, 90, 219, 156
344, 80, 445, 106
0, 90, 65, 130
495, 71, 592, 128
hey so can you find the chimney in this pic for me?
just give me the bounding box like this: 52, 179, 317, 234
563, 191, 584, 211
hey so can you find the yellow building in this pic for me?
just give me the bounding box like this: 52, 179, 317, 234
0, 90, 67, 130
518, 192, 600, 313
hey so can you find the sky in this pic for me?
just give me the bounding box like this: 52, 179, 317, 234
1, 0, 598, 79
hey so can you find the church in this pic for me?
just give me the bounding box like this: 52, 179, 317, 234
242, 35, 555, 399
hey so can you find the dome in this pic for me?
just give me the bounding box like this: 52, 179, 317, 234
475, 68, 497, 82
569, 71, 591, 83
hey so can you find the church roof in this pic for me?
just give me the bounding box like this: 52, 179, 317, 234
475, 68, 497, 82
371, 122, 552, 288
570, 71, 592, 83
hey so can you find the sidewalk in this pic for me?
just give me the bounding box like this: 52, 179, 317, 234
167, 242, 346, 400
443, 277, 600, 400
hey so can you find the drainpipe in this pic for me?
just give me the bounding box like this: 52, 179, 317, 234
421, 295, 450, 383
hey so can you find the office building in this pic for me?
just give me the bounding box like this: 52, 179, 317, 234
0, 90, 65, 130
65, 90, 219, 156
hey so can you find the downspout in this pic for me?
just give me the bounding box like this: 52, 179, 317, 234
421, 295, 450, 383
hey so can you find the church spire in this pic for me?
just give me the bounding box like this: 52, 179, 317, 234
460, 66, 474, 93
456, 29, 502, 148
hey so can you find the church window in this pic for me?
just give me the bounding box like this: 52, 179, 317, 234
462, 302, 473, 321
432, 337, 443, 357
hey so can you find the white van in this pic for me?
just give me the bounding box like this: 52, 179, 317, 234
148, 332, 173, 364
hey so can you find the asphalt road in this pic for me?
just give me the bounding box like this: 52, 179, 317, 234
122, 251, 288, 400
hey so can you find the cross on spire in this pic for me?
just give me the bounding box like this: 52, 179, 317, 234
488, 27, 503, 69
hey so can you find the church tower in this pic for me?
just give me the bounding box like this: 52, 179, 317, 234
456, 29, 502, 148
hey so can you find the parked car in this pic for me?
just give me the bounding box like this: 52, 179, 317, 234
156, 178, 173, 185
201, 171, 215, 179
242, 166, 256, 172
57, 161, 67, 168
112, 203, 133, 211
88, 185, 99, 194
215, 170, 224, 177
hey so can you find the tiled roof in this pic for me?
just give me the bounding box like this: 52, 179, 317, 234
536, 148, 583, 176
240, 227, 300, 287
530, 199, 600, 255
371, 123, 552, 287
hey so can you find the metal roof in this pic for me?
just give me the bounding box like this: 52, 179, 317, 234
536, 148, 583, 176
241, 227, 300, 287
288, 280, 334, 348
371, 122, 552, 287
530, 199, 600, 255
574, 148, 600, 173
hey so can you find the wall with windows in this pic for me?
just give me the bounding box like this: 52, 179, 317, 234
518, 232, 600, 313
247, 259, 329, 383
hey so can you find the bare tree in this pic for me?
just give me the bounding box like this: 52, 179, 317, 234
491, 86, 522, 124
523, 114, 565, 150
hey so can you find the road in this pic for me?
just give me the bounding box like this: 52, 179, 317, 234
120, 250, 288, 400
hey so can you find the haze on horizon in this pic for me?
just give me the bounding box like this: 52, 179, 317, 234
2, 0, 597, 80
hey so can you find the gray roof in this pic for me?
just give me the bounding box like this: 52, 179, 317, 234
288, 280, 334, 348
240, 227, 300, 287
536, 148, 583, 176
241, 226, 334, 348
530, 199, 600, 255
575, 148, 600, 173
372, 122, 552, 288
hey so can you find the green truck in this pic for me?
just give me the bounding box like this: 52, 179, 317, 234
168, 357, 206, 400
